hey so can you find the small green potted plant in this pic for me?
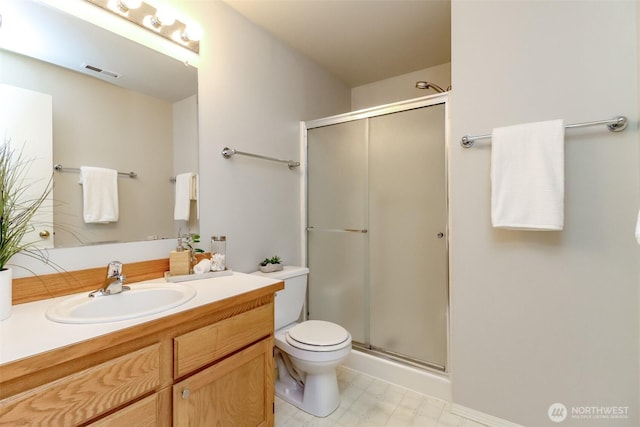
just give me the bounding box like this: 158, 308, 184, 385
0, 141, 53, 320
259, 255, 283, 273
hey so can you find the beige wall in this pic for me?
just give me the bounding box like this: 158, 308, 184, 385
450, 1, 639, 425
159, 0, 352, 271
351, 62, 451, 110
0, 50, 176, 247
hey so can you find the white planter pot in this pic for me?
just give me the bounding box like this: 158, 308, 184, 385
0, 268, 12, 321
259, 263, 283, 273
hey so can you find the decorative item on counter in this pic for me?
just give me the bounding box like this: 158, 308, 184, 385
0, 141, 54, 321
169, 238, 191, 276
259, 255, 283, 273
211, 236, 226, 271
193, 258, 211, 275
180, 232, 204, 271
164, 267, 232, 283
193, 251, 211, 265
211, 253, 226, 272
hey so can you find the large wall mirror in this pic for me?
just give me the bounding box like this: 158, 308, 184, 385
0, 0, 199, 249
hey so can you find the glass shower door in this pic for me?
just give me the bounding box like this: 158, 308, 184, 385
307, 119, 368, 344
306, 100, 448, 370
368, 105, 448, 368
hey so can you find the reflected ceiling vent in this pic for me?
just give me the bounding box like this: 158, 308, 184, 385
82, 63, 122, 79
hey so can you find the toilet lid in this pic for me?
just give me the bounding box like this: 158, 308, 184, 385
287, 320, 350, 347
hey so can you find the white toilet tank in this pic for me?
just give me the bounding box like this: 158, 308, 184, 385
251, 266, 309, 330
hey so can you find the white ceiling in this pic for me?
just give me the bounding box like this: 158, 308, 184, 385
224, 0, 451, 87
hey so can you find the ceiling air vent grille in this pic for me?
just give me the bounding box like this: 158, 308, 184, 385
82, 63, 121, 79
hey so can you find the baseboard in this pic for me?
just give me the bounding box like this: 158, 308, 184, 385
451, 403, 524, 427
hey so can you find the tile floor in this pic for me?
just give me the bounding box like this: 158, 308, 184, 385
275, 366, 490, 427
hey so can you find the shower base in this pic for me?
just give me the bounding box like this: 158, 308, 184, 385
342, 348, 451, 401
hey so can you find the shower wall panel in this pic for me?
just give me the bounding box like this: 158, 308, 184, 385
307, 119, 368, 344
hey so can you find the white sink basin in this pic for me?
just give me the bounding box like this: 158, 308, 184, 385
46, 283, 197, 324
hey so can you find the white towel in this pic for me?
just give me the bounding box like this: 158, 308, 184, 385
78, 166, 119, 223
491, 119, 565, 230
193, 258, 211, 275
174, 172, 194, 221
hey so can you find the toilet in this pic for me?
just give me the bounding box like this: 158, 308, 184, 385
251, 266, 351, 417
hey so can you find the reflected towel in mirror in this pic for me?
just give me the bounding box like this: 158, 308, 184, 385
78, 166, 119, 223
174, 172, 198, 221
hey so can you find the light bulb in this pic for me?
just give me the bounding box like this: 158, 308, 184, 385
153, 7, 176, 27
182, 22, 203, 42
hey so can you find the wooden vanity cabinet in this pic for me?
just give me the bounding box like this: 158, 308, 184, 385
173, 337, 274, 426
172, 296, 275, 426
0, 283, 282, 427
0, 344, 161, 426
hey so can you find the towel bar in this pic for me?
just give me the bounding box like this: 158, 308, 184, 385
460, 116, 628, 148
221, 147, 300, 170
53, 164, 137, 178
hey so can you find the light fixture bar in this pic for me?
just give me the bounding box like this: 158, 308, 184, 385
84, 0, 200, 54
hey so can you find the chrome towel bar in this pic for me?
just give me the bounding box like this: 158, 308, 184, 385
53, 164, 137, 178
221, 147, 300, 170
460, 115, 628, 148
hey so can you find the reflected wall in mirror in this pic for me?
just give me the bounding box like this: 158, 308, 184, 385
0, 0, 199, 248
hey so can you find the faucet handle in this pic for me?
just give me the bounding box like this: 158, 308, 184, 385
107, 261, 123, 278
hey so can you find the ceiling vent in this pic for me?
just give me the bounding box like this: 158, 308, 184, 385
82, 63, 121, 79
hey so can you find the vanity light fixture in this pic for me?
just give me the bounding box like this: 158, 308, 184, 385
85, 0, 200, 53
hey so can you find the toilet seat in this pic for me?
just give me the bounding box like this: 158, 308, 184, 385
286, 320, 351, 352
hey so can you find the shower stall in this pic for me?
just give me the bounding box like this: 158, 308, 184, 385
303, 94, 449, 371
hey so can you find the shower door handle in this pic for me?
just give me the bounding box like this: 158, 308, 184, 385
306, 227, 368, 233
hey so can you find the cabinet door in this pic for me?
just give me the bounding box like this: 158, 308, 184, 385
173, 337, 274, 427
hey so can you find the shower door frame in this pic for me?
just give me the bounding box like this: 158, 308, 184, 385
300, 93, 451, 374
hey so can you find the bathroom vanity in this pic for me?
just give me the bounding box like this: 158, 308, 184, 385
0, 263, 283, 426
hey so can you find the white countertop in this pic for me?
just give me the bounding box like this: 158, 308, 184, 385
0, 272, 281, 366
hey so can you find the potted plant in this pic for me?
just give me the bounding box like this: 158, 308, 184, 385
0, 141, 53, 320
259, 255, 283, 273
179, 232, 205, 268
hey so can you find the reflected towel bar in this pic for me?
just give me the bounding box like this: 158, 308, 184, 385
460, 115, 628, 148
221, 147, 300, 170
53, 164, 137, 178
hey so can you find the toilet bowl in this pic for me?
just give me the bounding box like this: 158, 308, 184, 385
251, 266, 352, 417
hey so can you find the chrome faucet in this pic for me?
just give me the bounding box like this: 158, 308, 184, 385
89, 261, 130, 297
